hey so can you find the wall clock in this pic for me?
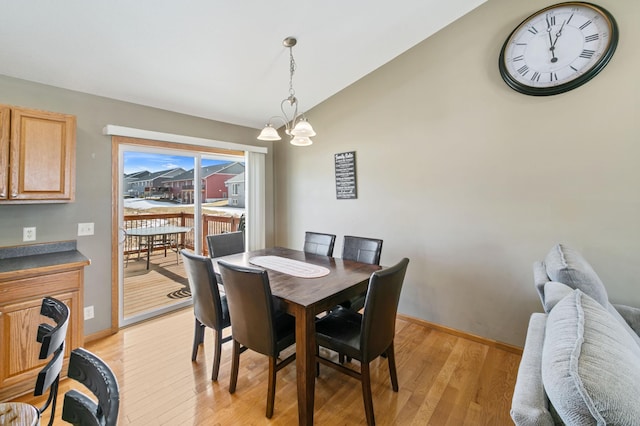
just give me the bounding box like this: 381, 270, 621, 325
498, 2, 618, 96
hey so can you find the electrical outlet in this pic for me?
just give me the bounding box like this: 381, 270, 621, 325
84, 306, 94, 320
23, 227, 36, 242
78, 222, 95, 236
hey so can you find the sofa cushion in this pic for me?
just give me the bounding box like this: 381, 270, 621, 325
541, 281, 573, 313
544, 244, 608, 307
542, 290, 640, 425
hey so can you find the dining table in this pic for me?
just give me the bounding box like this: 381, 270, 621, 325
212, 246, 381, 426
126, 225, 192, 269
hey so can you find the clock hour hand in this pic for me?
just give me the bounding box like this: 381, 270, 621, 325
548, 30, 558, 63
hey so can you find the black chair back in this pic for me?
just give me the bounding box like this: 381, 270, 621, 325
181, 250, 225, 330
34, 297, 70, 426
37, 296, 70, 359
361, 258, 409, 361
207, 231, 245, 258
217, 261, 278, 356
62, 347, 120, 426
303, 231, 336, 257
342, 236, 383, 265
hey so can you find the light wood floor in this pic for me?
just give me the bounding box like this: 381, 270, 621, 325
13, 308, 520, 425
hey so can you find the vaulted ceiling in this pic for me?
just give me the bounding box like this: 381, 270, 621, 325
0, 0, 485, 129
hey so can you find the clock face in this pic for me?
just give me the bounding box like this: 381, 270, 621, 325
499, 2, 618, 96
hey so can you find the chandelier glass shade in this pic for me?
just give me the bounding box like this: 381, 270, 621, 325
257, 37, 316, 146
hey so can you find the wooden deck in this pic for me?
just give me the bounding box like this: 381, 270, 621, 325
123, 249, 191, 318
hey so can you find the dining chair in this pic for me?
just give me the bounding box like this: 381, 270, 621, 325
181, 249, 232, 381
338, 235, 384, 312
207, 231, 246, 285
3, 297, 70, 426
217, 260, 297, 419
61, 347, 120, 426
206, 231, 245, 258
315, 257, 409, 426
303, 231, 336, 257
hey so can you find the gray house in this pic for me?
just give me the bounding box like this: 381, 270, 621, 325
225, 172, 245, 208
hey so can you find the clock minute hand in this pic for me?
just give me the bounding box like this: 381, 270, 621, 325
552, 20, 566, 47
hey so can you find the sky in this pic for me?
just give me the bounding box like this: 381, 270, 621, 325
123, 152, 235, 174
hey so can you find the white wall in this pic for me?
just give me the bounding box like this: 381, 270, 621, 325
274, 0, 640, 346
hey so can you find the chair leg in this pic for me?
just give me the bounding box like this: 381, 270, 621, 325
211, 329, 223, 381
229, 340, 241, 394
266, 356, 277, 418
387, 342, 399, 392
361, 362, 375, 426
192, 319, 204, 361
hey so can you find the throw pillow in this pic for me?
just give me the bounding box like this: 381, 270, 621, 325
542, 290, 640, 425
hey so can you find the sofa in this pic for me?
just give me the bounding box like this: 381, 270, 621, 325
511, 244, 640, 425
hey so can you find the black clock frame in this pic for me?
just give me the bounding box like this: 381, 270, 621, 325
498, 2, 619, 96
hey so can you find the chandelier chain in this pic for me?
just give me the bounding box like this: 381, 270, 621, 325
288, 46, 297, 99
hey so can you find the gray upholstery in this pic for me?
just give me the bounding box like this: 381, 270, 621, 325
510, 313, 555, 426
542, 291, 640, 425
513, 244, 640, 425
537, 243, 640, 347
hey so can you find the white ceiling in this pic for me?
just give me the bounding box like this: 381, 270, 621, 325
0, 0, 485, 129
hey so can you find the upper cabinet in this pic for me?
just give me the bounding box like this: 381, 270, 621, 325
0, 105, 76, 203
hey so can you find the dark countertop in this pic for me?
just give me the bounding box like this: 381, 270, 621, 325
0, 241, 90, 274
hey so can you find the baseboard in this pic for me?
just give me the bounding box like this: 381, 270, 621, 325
84, 327, 117, 343
397, 313, 523, 355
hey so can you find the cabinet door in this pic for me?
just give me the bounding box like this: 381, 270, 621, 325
9, 107, 76, 201
0, 106, 8, 200
0, 290, 79, 399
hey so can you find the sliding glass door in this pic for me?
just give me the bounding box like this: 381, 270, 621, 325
117, 145, 245, 326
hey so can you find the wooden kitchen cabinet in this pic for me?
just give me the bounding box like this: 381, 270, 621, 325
0, 104, 76, 203
0, 243, 89, 401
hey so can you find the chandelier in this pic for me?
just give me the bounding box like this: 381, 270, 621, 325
257, 37, 316, 146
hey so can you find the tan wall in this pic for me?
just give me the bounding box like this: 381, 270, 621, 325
0, 75, 274, 334
274, 0, 640, 346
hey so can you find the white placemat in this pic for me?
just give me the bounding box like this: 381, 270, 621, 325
249, 255, 330, 278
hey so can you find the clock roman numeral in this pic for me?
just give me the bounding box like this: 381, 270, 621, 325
570, 65, 578, 72
547, 15, 556, 26
517, 65, 530, 76
580, 49, 595, 59
528, 26, 538, 35
531, 71, 540, 82
512, 55, 524, 62
579, 20, 592, 30
549, 72, 558, 82
585, 34, 599, 43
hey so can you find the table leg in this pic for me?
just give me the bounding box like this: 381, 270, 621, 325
146, 235, 153, 270
294, 306, 316, 425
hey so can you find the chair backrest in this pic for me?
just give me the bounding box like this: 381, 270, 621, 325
181, 249, 225, 330
32, 297, 70, 425
217, 261, 277, 357
207, 231, 245, 258
303, 232, 336, 257
62, 347, 120, 426
361, 258, 409, 361
342, 235, 383, 265
37, 296, 70, 360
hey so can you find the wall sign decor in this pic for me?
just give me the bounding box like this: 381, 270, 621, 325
334, 151, 357, 199
498, 2, 618, 96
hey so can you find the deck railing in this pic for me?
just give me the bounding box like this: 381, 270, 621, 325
124, 212, 242, 256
